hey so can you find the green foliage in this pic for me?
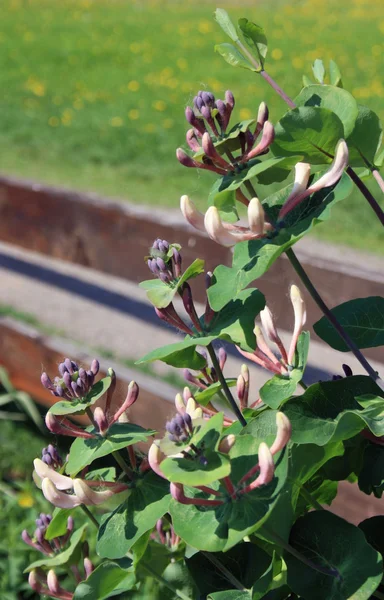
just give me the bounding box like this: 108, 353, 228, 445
25, 525, 87, 572
314, 296, 384, 351
49, 374, 113, 417
140, 259, 205, 308
73, 561, 136, 599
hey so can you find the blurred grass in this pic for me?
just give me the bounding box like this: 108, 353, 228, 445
0, 0, 383, 251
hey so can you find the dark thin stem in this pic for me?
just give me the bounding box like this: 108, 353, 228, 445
112, 451, 134, 478
80, 505, 99, 529
346, 167, 384, 225
260, 526, 342, 581
299, 485, 324, 512
286, 247, 384, 391
202, 551, 246, 591
207, 343, 247, 426
299, 380, 308, 391
126, 551, 193, 600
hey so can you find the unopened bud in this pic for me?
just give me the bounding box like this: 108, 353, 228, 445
204, 207, 237, 247
290, 285, 306, 330
260, 306, 279, 344
41, 373, 53, 390
111, 381, 139, 424
90, 359, 99, 376
186, 129, 201, 152
218, 347, 227, 371
28, 571, 43, 593
256, 442, 275, 486
93, 407, 109, 436
270, 412, 292, 455
47, 570, 60, 594
176, 148, 196, 168
225, 90, 235, 111
180, 195, 206, 232
148, 443, 165, 479
246, 121, 275, 160
218, 434, 236, 453
84, 557, 94, 579
247, 197, 265, 235
175, 393, 186, 414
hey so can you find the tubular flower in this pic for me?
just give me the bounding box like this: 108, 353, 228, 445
181, 195, 272, 248
237, 285, 307, 381
278, 140, 349, 220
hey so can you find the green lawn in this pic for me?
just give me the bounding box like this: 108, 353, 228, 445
0, 0, 383, 251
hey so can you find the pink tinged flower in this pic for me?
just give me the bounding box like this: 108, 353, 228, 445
170, 482, 223, 506
83, 557, 94, 579
254, 325, 284, 371
247, 197, 265, 235
180, 195, 206, 232
269, 412, 292, 456
255, 101, 269, 137
42, 478, 81, 509
245, 121, 275, 161
278, 140, 349, 219
110, 381, 139, 425
260, 306, 288, 364
204, 207, 240, 247
254, 443, 275, 486
73, 479, 126, 505
186, 129, 201, 152
218, 434, 236, 454
148, 442, 166, 479
93, 407, 109, 436
202, 132, 231, 170
33, 459, 73, 491
47, 570, 60, 595
28, 571, 43, 594
45, 412, 95, 439
288, 285, 306, 365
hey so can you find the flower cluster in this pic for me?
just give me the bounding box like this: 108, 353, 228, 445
177, 90, 273, 176
41, 358, 100, 400
147, 238, 182, 282
237, 285, 306, 377
22, 513, 73, 556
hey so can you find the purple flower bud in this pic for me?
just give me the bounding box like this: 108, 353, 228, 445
162, 240, 170, 250
63, 372, 72, 391
152, 238, 161, 250
202, 91, 215, 106
64, 358, 74, 373
195, 96, 204, 111
225, 90, 235, 110
176, 148, 197, 168
58, 362, 68, 376
55, 385, 64, 397
71, 381, 80, 397
91, 359, 99, 376
156, 257, 167, 271
158, 242, 167, 253
159, 272, 170, 283
200, 105, 211, 120
183, 412, 192, 432
78, 368, 87, 384
41, 373, 53, 390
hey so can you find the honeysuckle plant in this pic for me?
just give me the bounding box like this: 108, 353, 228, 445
21, 7, 384, 600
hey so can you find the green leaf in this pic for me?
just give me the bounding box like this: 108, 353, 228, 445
25, 525, 87, 572
313, 296, 384, 351
312, 59, 325, 84
138, 288, 265, 366
302, 74, 313, 87
358, 443, 384, 498
259, 331, 310, 408
45, 508, 75, 540
73, 561, 135, 599
329, 59, 342, 87
49, 375, 112, 416
210, 156, 301, 199
214, 8, 239, 42
97, 471, 171, 558
359, 516, 384, 557
194, 379, 237, 407
208, 591, 251, 599
294, 84, 358, 137
208, 174, 352, 311
210, 187, 239, 224
187, 542, 271, 596
238, 18, 267, 69
170, 435, 288, 552
348, 104, 383, 167
272, 106, 344, 163
285, 511, 383, 600
215, 43, 256, 72
160, 413, 230, 486
283, 376, 384, 446
66, 423, 155, 475
139, 259, 205, 309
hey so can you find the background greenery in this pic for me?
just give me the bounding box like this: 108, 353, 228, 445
0, 0, 383, 252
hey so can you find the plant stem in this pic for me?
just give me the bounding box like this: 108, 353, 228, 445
299, 380, 308, 391
112, 451, 134, 478
286, 247, 384, 391
207, 343, 247, 427
260, 70, 296, 109
126, 551, 193, 600
261, 527, 341, 580
202, 551, 246, 591
346, 166, 384, 226
299, 485, 324, 512
80, 505, 99, 529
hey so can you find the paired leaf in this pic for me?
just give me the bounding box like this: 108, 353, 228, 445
312, 59, 325, 84
66, 423, 155, 475
97, 472, 171, 558
73, 561, 135, 599
294, 84, 358, 137
314, 296, 384, 351
215, 43, 256, 72
348, 104, 383, 166
285, 511, 382, 600
272, 106, 344, 163
214, 8, 239, 42
139, 259, 205, 309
